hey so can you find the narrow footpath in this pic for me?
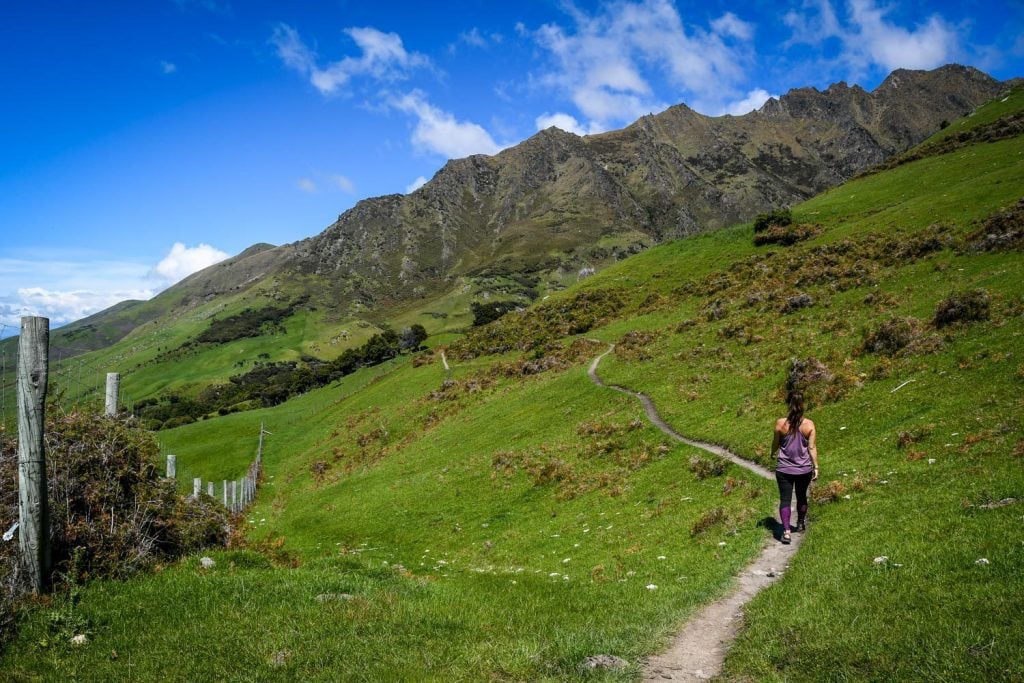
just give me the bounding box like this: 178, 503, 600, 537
588, 345, 802, 682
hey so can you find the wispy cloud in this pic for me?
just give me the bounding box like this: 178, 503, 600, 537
784, 0, 961, 77
449, 27, 503, 53
526, 0, 757, 125
270, 23, 430, 95
296, 177, 317, 193
161, 60, 178, 74
405, 176, 428, 193
393, 90, 505, 158
331, 174, 356, 193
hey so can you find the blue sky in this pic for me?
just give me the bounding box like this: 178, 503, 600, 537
1, 0, 1022, 334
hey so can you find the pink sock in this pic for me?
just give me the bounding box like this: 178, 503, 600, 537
780, 506, 791, 531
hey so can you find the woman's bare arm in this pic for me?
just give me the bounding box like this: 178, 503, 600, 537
807, 422, 819, 480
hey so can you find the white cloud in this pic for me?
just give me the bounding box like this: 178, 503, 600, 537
784, 0, 960, 75
296, 177, 317, 193
718, 88, 776, 116
528, 0, 756, 125
161, 60, 178, 74
270, 23, 430, 96
331, 174, 356, 193
711, 12, 755, 41
535, 112, 600, 135
150, 243, 229, 285
0, 254, 151, 330
459, 27, 487, 48
393, 90, 504, 158
1, 287, 155, 330
0, 243, 230, 331
846, 0, 958, 72
405, 176, 428, 193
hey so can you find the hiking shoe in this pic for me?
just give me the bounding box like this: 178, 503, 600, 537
796, 520, 806, 533
781, 530, 792, 544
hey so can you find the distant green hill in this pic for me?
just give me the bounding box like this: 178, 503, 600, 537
3, 85, 1022, 680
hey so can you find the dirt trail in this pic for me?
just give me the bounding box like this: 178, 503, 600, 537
588, 345, 802, 682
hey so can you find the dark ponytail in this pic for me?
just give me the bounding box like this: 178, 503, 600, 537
787, 391, 804, 433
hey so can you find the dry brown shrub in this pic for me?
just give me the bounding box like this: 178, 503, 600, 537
813, 480, 847, 504
964, 198, 1024, 252
411, 352, 435, 368
309, 460, 331, 485
690, 507, 725, 536
689, 456, 726, 480
906, 449, 927, 461
753, 223, 821, 246
615, 330, 661, 361
896, 424, 934, 449
934, 289, 991, 328
862, 317, 924, 356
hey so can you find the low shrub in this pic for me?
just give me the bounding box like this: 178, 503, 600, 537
614, 330, 659, 361
689, 456, 726, 480
754, 223, 821, 246
781, 293, 814, 314
0, 413, 228, 644
690, 507, 725, 536
752, 208, 792, 234
964, 198, 1024, 252
934, 289, 990, 328
813, 480, 847, 504
862, 317, 922, 356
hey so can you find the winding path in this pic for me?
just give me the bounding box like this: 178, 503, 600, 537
588, 344, 803, 682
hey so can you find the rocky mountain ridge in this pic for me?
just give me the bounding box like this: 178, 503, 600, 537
42, 64, 1012, 353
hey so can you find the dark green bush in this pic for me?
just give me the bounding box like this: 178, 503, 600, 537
752, 208, 792, 234
471, 300, 520, 326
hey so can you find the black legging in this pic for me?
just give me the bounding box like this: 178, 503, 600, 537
776, 471, 813, 529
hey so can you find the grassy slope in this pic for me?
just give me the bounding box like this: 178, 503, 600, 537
3, 90, 1023, 681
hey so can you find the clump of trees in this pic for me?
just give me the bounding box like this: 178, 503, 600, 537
196, 301, 302, 344
136, 325, 429, 429
471, 301, 521, 326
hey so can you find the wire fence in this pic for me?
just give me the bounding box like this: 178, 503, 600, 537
2, 320, 264, 514
161, 424, 267, 513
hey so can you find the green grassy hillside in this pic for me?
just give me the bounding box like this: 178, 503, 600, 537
2, 88, 1022, 681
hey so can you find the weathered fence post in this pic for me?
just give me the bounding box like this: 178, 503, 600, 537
222, 480, 227, 507
17, 316, 50, 593
166, 453, 177, 479
193, 477, 201, 497
104, 372, 119, 416
231, 481, 237, 511
207, 481, 214, 497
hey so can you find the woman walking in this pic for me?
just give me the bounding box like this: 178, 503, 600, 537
772, 391, 819, 544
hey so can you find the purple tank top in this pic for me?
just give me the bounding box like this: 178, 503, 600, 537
777, 420, 813, 474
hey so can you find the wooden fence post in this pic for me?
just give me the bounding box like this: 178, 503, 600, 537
166, 454, 176, 479
207, 481, 214, 497
193, 478, 201, 497
17, 316, 50, 593
222, 480, 227, 507
104, 372, 119, 416
231, 481, 237, 511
